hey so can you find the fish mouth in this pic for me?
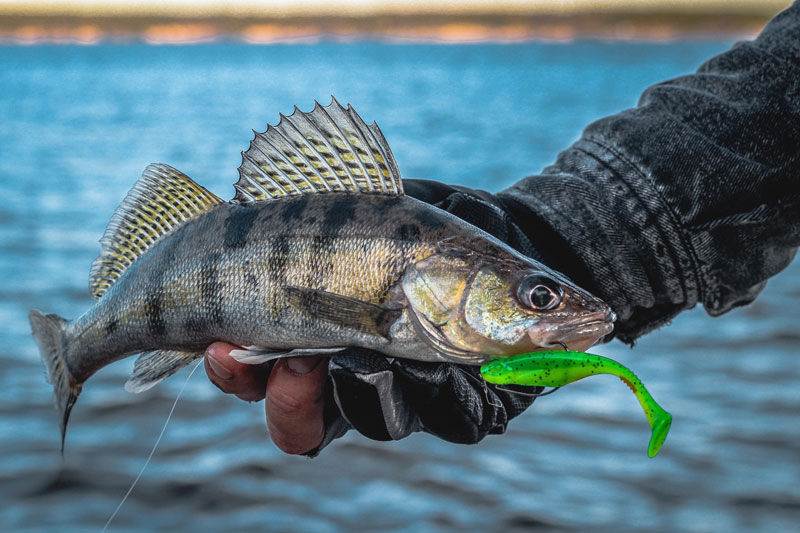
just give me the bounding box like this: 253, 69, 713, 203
534, 309, 616, 350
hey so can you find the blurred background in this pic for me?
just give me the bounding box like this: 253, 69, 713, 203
1, 0, 798, 531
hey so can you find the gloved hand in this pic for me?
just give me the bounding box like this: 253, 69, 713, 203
205, 180, 548, 456
209, 2, 800, 453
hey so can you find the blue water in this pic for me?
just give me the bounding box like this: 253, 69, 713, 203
1, 42, 799, 532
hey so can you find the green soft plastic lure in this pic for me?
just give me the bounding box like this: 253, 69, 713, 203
480, 350, 672, 458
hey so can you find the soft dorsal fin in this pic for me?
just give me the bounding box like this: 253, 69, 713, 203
89, 164, 222, 299
234, 98, 403, 203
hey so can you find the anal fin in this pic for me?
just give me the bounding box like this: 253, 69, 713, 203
125, 349, 205, 393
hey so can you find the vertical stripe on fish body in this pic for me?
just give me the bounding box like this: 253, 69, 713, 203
29, 98, 615, 448
74, 194, 448, 376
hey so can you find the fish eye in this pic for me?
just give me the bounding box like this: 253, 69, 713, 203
517, 274, 563, 311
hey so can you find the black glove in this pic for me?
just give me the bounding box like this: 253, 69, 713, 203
306, 179, 549, 456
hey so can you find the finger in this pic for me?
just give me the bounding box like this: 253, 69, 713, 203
205, 342, 270, 402
265, 357, 328, 455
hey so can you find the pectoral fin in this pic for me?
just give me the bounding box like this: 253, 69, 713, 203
283, 286, 399, 340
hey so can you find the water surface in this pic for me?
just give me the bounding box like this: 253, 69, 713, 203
1, 42, 798, 532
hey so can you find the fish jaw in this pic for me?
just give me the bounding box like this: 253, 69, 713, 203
528, 308, 616, 353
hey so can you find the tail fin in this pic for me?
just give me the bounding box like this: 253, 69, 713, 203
29, 309, 81, 452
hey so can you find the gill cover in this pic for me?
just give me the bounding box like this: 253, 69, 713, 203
461, 268, 541, 346
401, 253, 546, 360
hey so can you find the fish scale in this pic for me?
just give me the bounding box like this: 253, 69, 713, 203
29, 99, 614, 449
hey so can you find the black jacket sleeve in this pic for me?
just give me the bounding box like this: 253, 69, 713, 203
308, 3, 800, 454
500, 4, 800, 342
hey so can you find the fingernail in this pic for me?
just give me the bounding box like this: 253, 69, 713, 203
286, 357, 322, 375
206, 348, 233, 380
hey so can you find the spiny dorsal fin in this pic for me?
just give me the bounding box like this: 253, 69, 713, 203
89, 164, 222, 299
234, 98, 403, 203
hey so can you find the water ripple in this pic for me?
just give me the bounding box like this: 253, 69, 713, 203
2, 41, 799, 532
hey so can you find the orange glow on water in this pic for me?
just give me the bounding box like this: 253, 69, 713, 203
142, 23, 217, 43
10, 24, 103, 44
0, 0, 785, 44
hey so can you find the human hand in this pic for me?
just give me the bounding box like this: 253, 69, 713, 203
204, 342, 329, 455
205, 341, 539, 456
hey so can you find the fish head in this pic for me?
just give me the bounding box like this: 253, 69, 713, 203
401, 244, 615, 361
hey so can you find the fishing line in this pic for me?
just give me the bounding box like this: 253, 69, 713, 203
495, 385, 561, 397
101, 360, 203, 533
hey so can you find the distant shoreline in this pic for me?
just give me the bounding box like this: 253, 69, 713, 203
0, 10, 777, 44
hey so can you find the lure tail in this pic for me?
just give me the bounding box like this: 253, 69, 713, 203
29, 309, 81, 452
616, 370, 672, 458
648, 409, 672, 458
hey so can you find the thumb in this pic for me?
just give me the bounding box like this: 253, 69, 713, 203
265, 357, 329, 455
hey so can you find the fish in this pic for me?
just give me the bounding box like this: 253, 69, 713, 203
29, 98, 615, 448
480, 350, 672, 457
